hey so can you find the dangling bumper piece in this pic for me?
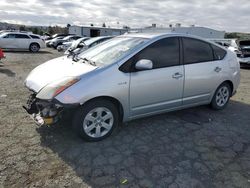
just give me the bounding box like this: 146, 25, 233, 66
23, 93, 63, 126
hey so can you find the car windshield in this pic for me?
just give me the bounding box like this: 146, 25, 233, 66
78, 37, 148, 66
84, 37, 109, 46
71, 38, 85, 48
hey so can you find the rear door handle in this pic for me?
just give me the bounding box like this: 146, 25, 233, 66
214, 67, 222, 72
172, 72, 183, 79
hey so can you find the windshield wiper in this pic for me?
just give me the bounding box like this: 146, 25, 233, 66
67, 50, 83, 62
82, 58, 96, 66
68, 51, 96, 66
71, 53, 80, 62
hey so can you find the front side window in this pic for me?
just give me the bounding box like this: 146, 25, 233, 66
183, 37, 214, 64
134, 37, 180, 69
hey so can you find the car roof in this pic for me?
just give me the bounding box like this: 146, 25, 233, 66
122, 32, 209, 41
93, 36, 113, 39
121, 32, 222, 47
2, 32, 42, 36
3, 32, 30, 35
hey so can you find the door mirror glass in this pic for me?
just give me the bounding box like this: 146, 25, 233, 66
135, 59, 153, 70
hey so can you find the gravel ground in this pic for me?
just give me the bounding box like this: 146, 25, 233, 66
0, 48, 250, 188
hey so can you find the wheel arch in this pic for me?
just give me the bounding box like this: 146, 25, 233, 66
222, 80, 234, 96
30, 42, 40, 48
81, 96, 124, 122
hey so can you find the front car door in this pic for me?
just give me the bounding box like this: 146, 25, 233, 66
181, 37, 227, 106
129, 37, 184, 118
15, 34, 31, 49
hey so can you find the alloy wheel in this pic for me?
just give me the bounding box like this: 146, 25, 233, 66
215, 86, 229, 107
83, 107, 114, 138
30, 44, 39, 52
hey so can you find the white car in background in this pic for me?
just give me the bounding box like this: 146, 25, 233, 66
0, 32, 45, 52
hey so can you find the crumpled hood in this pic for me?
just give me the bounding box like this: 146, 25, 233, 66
25, 56, 96, 92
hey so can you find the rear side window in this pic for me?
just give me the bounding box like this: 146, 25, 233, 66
15, 34, 30, 39
183, 37, 214, 64
30, 35, 40, 39
211, 44, 227, 60
134, 37, 180, 69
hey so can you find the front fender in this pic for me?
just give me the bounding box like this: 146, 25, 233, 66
55, 63, 130, 121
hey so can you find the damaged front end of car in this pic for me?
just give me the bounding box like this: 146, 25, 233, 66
23, 76, 80, 126
23, 93, 64, 126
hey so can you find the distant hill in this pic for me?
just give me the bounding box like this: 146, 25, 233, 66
0, 22, 21, 30
0, 22, 67, 35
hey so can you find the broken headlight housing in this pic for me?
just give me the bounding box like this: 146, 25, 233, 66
36, 77, 80, 100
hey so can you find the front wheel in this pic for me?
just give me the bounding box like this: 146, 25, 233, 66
73, 100, 119, 141
210, 82, 231, 110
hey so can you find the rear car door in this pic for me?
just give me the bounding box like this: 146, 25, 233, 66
182, 37, 226, 105
129, 37, 184, 117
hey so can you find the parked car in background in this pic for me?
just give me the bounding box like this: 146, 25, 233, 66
57, 37, 90, 52
237, 40, 250, 67
65, 36, 113, 55
41, 32, 51, 40
45, 33, 68, 41
24, 33, 240, 141
50, 35, 82, 49
0, 31, 45, 52
209, 38, 245, 64
46, 36, 65, 47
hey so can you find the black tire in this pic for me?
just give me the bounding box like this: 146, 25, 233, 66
210, 82, 232, 110
73, 99, 119, 142
29, 43, 40, 52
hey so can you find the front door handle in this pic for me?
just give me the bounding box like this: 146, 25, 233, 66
172, 72, 183, 79
214, 67, 222, 73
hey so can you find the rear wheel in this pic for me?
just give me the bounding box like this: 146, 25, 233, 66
29, 43, 40, 52
210, 82, 231, 110
73, 99, 119, 141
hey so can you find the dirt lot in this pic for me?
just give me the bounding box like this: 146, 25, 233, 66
0, 48, 250, 188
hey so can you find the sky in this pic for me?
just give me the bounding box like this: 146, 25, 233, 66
0, 0, 249, 32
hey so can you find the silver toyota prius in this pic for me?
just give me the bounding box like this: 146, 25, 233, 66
24, 33, 240, 141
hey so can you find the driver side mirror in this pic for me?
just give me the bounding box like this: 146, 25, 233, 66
135, 59, 153, 70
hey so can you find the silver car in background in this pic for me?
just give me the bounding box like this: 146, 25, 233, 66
24, 33, 240, 141
65, 36, 113, 55
57, 37, 90, 52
